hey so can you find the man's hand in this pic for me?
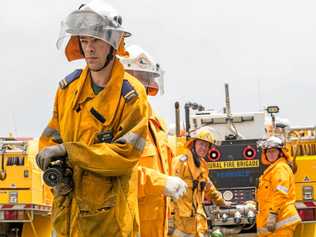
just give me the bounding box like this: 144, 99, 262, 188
164, 176, 188, 200
36, 144, 67, 171
266, 212, 277, 232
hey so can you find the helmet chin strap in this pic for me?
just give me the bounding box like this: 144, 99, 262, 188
90, 47, 115, 72
192, 141, 201, 168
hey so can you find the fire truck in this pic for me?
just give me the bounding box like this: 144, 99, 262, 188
0, 137, 54, 237
174, 84, 316, 236
285, 127, 316, 237
177, 84, 263, 236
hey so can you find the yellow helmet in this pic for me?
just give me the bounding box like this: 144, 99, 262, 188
187, 127, 216, 147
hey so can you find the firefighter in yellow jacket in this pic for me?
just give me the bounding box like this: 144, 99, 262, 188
36, 1, 149, 236
120, 45, 187, 237
257, 136, 301, 237
171, 127, 230, 237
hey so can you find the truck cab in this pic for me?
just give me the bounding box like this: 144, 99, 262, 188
0, 137, 53, 237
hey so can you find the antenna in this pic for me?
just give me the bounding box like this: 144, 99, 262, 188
224, 83, 232, 118
224, 83, 243, 139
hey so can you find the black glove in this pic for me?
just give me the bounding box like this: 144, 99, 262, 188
200, 181, 206, 191
192, 180, 199, 191
36, 144, 67, 171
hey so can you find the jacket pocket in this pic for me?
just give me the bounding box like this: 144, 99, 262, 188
139, 196, 165, 221
257, 178, 271, 205
51, 195, 71, 236
177, 192, 194, 217
78, 206, 120, 236
77, 172, 116, 210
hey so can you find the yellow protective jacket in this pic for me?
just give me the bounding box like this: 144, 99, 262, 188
39, 59, 148, 237
256, 157, 301, 235
138, 107, 174, 237
172, 149, 224, 236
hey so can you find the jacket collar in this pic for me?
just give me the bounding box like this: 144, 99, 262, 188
263, 157, 287, 176
71, 59, 125, 126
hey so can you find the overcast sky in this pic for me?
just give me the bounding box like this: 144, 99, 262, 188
1, 0, 316, 137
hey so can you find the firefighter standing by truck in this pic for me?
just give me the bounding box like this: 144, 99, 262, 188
36, 1, 149, 236
171, 127, 231, 237
120, 45, 187, 237
257, 136, 301, 237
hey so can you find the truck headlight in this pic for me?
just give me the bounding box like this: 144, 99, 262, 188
9, 191, 18, 204
303, 186, 313, 200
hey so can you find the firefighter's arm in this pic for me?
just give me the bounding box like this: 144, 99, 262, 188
138, 165, 187, 200
205, 179, 225, 206
39, 89, 61, 150
65, 90, 149, 177
270, 166, 291, 213
167, 143, 175, 176
138, 166, 167, 198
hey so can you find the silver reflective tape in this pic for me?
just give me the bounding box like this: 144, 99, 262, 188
276, 185, 289, 194
276, 214, 301, 229
258, 214, 301, 234
257, 227, 269, 234
173, 229, 195, 237
41, 127, 59, 138
116, 132, 146, 152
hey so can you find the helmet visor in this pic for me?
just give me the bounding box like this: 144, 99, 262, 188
57, 10, 128, 50
126, 70, 164, 95
257, 136, 284, 149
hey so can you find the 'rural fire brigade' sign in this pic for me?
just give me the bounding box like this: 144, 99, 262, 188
208, 159, 259, 170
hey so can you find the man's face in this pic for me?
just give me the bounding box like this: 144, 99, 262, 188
194, 139, 210, 158
79, 36, 113, 71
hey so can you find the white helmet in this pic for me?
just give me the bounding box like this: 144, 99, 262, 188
259, 136, 284, 149
120, 45, 164, 96
57, 0, 131, 61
